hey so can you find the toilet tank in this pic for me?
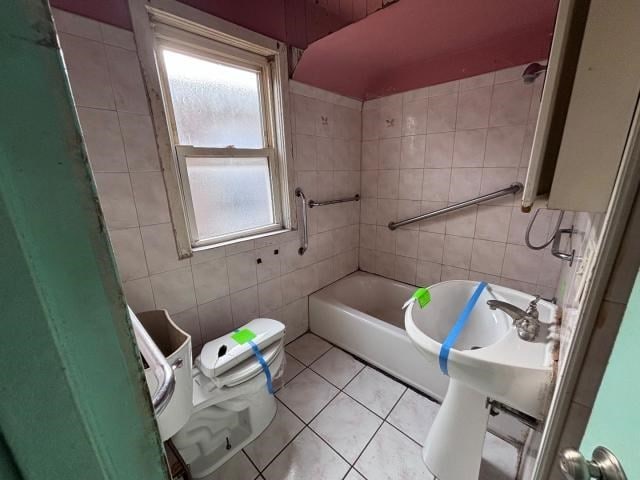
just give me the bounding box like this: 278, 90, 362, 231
137, 310, 192, 441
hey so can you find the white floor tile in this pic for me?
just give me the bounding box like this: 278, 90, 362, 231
276, 369, 338, 422
243, 401, 304, 471
310, 392, 382, 463
202, 451, 257, 480
344, 367, 406, 417
310, 347, 365, 388
248, 337, 519, 480
285, 333, 332, 365
279, 353, 305, 387
387, 389, 440, 445
355, 423, 431, 480
345, 469, 366, 480
480, 432, 519, 480
263, 428, 350, 480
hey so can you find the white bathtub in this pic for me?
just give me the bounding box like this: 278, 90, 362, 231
310, 271, 449, 398
309, 271, 529, 444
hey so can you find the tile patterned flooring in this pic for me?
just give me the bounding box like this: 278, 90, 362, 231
203, 333, 519, 480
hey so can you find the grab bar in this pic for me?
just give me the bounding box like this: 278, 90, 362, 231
309, 194, 360, 208
129, 306, 175, 415
388, 183, 523, 230
295, 187, 308, 255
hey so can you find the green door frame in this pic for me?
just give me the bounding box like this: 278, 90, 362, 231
0, 2, 169, 478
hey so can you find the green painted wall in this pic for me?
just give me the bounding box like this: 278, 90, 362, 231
0, 1, 168, 478
581, 271, 640, 477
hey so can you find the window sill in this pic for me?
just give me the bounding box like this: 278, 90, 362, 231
190, 227, 295, 254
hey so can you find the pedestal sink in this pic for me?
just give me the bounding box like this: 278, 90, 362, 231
404, 280, 558, 480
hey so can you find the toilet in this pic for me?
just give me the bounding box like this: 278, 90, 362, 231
134, 309, 285, 479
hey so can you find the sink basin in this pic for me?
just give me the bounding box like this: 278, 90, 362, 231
411, 281, 510, 350
404, 280, 559, 480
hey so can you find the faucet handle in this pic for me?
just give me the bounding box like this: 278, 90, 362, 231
526, 295, 541, 317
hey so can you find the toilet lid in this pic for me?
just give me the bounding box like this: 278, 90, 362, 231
198, 318, 285, 380
215, 340, 283, 387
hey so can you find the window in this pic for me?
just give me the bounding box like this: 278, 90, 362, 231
137, 5, 292, 253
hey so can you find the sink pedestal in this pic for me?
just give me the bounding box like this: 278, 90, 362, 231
423, 380, 490, 480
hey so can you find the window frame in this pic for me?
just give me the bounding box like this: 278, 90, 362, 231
155, 36, 284, 247
174, 145, 281, 247
129, 0, 294, 257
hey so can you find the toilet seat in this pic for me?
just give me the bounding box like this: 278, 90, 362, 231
202, 341, 282, 388
197, 318, 285, 388
191, 344, 285, 412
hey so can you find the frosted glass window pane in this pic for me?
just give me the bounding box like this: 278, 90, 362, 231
163, 49, 264, 148
186, 157, 274, 239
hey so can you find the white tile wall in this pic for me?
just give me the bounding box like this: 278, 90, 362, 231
554, 211, 605, 374
54, 10, 620, 479
54, 10, 636, 478
53, 9, 361, 353
57, 7, 566, 368
359, 66, 561, 298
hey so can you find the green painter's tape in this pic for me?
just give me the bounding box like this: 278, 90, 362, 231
413, 288, 431, 308
231, 328, 257, 344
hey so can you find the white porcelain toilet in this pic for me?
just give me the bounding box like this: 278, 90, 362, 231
134, 310, 285, 479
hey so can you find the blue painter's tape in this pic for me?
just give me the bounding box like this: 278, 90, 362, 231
439, 282, 488, 376
249, 340, 273, 394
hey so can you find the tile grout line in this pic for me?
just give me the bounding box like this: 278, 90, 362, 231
278, 333, 520, 480
280, 357, 373, 420
315, 337, 525, 449
275, 372, 350, 465
309, 361, 366, 392
240, 449, 262, 479
250, 399, 308, 475
276, 338, 413, 478
383, 414, 425, 449
285, 343, 386, 419
244, 338, 334, 475
285, 334, 440, 420
350, 383, 408, 479
256, 385, 365, 478
269, 349, 380, 475
273, 368, 369, 477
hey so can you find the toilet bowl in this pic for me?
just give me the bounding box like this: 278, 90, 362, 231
135, 310, 285, 479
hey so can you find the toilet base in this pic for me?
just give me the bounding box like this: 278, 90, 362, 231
422, 380, 490, 480
172, 385, 277, 479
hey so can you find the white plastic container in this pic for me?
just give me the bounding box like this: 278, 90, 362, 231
138, 309, 192, 441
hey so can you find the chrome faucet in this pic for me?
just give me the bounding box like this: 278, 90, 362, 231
487, 295, 541, 341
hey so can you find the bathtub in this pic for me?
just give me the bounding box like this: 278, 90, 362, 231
310, 271, 449, 398
309, 271, 529, 444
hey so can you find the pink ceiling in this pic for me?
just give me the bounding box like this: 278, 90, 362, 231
293, 0, 559, 99
50, 0, 386, 49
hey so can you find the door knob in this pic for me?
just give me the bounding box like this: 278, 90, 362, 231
559, 447, 627, 480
